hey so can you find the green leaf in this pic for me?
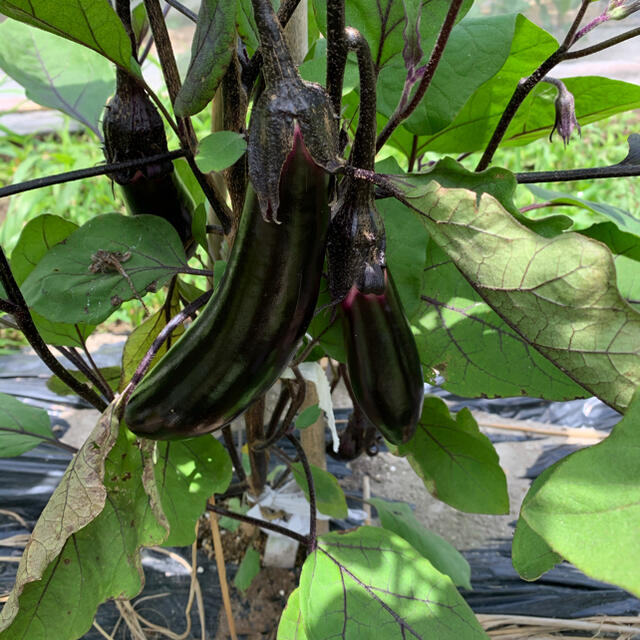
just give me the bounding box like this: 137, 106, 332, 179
369, 498, 471, 589
234, 544, 261, 592
0, 392, 54, 457
11, 214, 96, 347
519, 388, 640, 596
174, 0, 238, 117
217, 497, 249, 532
47, 366, 121, 397
299, 526, 487, 639
277, 588, 308, 640
0, 0, 139, 73
195, 130, 248, 173
377, 14, 517, 137
0, 404, 167, 639
397, 397, 508, 514
292, 463, 348, 520
399, 171, 640, 413
512, 475, 563, 582
312, 0, 472, 72
120, 285, 185, 389
21, 214, 188, 326
296, 404, 322, 430
526, 184, 640, 236
236, 0, 259, 55
0, 21, 114, 137
11, 214, 78, 285
581, 223, 640, 312
155, 436, 232, 546
191, 203, 209, 253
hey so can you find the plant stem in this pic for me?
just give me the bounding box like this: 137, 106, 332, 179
563, 26, 640, 59
0, 249, 107, 411
475, 0, 592, 171
121, 289, 212, 404
0, 151, 186, 199
206, 503, 309, 545
222, 425, 247, 484
326, 0, 347, 118
164, 0, 198, 22
516, 164, 640, 183
0, 427, 78, 454
287, 433, 317, 551
243, 0, 302, 90
376, 0, 464, 151
143, 0, 233, 233
245, 395, 268, 496
56, 346, 113, 402
345, 28, 377, 172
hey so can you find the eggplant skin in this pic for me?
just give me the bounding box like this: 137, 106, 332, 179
124, 129, 329, 439
341, 271, 423, 445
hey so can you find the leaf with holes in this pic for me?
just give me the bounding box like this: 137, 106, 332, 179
518, 388, 640, 596
397, 397, 508, 514
0, 21, 115, 137
21, 214, 189, 326
299, 526, 487, 639
369, 498, 471, 589
0, 392, 54, 457
397, 170, 640, 413
175, 0, 238, 117
155, 436, 232, 546
0, 0, 138, 73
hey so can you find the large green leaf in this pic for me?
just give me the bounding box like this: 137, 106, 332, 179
0, 21, 114, 137
312, 0, 472, 72
397, 397, 509, 514
0, 0, 138, 73
155, 436, 232, 546
518, 388, 640, 597
11, 214, 95, 347
299, 526, 487, 639
377, 14, 517, 136
0, 392, 54, 457
21, 214, 189, 326
277, 588, 308, 640
387, 160, 584, 400
397, 170, 640, 413
174, 0, 238, 117
369, 498, 471, 588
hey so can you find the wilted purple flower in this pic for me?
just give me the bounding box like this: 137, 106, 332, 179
545, 78, 581, 146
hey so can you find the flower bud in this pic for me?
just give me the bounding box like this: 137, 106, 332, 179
548, 80, 581, 147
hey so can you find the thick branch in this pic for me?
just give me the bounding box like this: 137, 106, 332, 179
516, 164, 640, 183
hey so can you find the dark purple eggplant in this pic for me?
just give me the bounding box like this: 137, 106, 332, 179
124, 127, 330, 439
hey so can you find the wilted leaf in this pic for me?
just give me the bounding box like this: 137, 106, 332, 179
299, 526, 487, 639
0, 392, 54, 457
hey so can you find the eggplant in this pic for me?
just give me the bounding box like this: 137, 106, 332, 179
124, 127, 330, 439
103, 70, 194, 248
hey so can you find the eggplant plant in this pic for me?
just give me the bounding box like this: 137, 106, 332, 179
0, 0, 640, 638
